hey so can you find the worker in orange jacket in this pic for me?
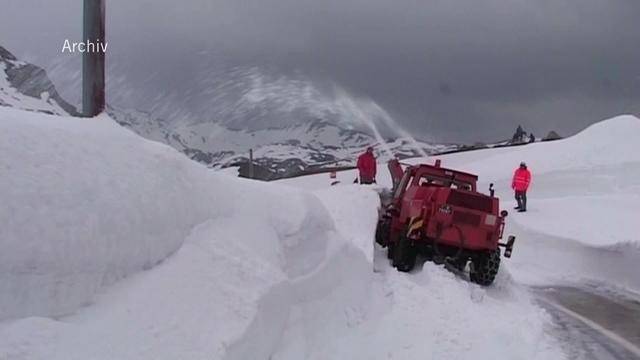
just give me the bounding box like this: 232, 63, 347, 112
512, 162, 532, 212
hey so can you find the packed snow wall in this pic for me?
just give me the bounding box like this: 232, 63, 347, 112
0, 107, 342, 320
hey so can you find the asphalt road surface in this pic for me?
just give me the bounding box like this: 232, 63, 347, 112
535, 286, 640, 360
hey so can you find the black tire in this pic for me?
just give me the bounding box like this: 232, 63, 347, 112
455, 258, 468, 272
470, 249, 501, 286
393, 235, 417, 272
375, 218, 391, 247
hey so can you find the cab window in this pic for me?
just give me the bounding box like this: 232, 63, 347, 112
417, 174, 472, 190
393, 172, 412, 199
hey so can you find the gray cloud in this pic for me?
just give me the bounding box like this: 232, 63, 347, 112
1, 0, 639, 141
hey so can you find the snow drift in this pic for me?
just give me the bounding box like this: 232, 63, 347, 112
0, 106, 343, 321
0, 107, 217, 319
422, 115, 640, 251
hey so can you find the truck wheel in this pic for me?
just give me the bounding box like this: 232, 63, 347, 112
470, 249, 500, 286
393, 235, 416, 272
375, 218, 390, 247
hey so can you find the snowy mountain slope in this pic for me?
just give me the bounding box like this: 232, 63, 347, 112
0, 106, 566, 359
280, 114, 640, 292
109, 105, 457, 178
0, 46, 78, 116
109, 106, 375, 164
173, 118, 373, 153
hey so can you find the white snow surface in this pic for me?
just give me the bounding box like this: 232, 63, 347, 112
1, 106, 222, 320
0, 106, 569, 359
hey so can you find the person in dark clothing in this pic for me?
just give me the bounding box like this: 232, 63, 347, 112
512, 162, 532, 212
512, 125, 526, 143
357, 147, 377, 184
387, 157, 404, 191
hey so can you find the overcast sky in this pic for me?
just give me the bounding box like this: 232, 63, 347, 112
1, 0, 639, 142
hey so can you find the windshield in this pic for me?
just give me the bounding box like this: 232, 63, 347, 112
394, 172, 412, 199
417, 174, 473, 191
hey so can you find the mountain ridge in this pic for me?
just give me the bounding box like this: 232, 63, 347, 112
1, 45, 459, 179
0, 46, 79, 116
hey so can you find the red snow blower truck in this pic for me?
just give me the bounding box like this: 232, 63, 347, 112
375, 160, 515, 285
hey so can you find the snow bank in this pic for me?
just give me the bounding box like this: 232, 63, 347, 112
0, 107, 215, 319
512, 193, 640, 247
314, 185, 381, 262
0, 189, 353, 359
0, 106, 337, 321
436, 116, 640, 249
408, 115, 640, 177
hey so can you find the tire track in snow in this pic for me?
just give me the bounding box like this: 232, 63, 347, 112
222, 243, 381, 360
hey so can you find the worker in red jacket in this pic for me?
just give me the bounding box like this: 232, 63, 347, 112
512, 162, 532, 212
357, 147, 377, 184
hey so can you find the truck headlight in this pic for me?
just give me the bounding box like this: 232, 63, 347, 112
484, 214, 497, 226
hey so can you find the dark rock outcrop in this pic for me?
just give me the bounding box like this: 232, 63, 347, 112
0, 46, 79, 116
543, 131, 562, 141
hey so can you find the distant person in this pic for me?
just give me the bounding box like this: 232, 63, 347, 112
387, 158, 404, 190
512, 162, 532, 212
528, 133, 535, 143
357, 147, 377, 184
512, 125, 526, 143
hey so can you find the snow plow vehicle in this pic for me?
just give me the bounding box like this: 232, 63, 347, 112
375, 160, 515, 285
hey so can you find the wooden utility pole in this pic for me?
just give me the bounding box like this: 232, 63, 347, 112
249, 149, 255, 179
82, 0, 106, 117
